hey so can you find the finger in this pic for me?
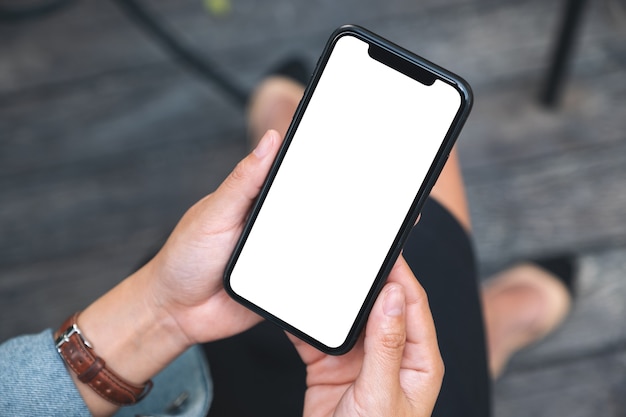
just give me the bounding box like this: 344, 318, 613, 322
358, 282, 407, 395
387, 256, 443, 407
286, 332, 324, 365
387, 256, 441, 368
210, 129, 282, 221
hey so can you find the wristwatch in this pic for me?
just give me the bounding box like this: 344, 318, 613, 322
54, 313, 153, 406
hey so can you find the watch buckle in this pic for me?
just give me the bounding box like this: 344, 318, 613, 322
55, 323, 93, 351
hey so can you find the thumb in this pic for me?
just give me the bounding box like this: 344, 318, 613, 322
211, 129, 281, 220
358, 283, 407, 395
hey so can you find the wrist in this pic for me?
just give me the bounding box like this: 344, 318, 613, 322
79, 266, 191, 383
65, 265, 190, 415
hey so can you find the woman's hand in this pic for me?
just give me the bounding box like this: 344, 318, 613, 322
292, 256, 444, 417
75, 130, 283, 416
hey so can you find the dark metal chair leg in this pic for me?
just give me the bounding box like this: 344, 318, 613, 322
539, 0, 589, 108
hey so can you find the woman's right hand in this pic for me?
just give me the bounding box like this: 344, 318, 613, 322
292, 256, 444, 417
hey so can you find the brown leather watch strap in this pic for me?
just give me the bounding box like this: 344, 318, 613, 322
54, 313, 153, 406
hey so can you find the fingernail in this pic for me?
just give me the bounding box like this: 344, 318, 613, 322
383, 285, 405, 317
253, 130, 275, 159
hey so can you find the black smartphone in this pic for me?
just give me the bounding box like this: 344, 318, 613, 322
224, 25, 472, 355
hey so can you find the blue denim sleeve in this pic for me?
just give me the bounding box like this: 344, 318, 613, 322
0, 329, 212, 417
0, 329, 213, 417
0, 329, 90, 417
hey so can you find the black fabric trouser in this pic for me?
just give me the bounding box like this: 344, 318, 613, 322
203, 197, 491, 417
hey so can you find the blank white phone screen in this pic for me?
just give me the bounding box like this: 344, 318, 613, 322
229, 34, 462, 349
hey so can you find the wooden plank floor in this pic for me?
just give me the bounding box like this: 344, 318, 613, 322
1, 0, 625, 415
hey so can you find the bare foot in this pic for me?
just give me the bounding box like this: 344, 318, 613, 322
247, 76, 305, 147
481, 263, 572, 378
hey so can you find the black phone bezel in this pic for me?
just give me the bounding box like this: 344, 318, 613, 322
224, 24, 473, 355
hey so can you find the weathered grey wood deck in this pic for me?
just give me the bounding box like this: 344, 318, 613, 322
1, 0, 625, 415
